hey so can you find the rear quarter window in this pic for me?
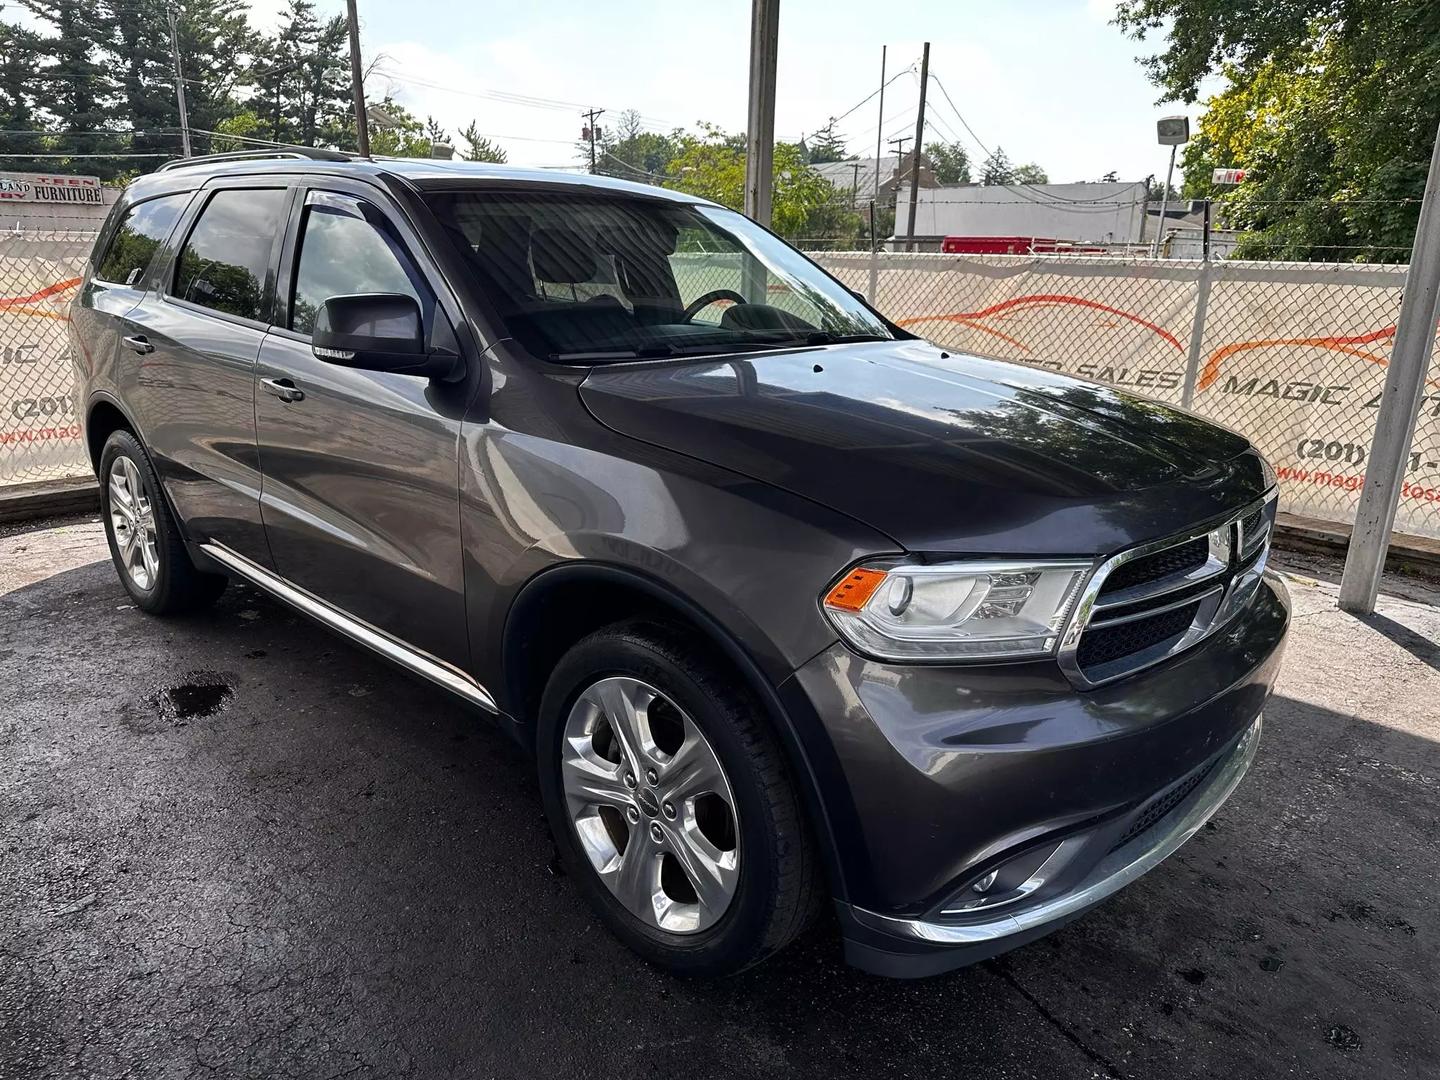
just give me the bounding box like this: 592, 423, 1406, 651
93, 193, 191, 286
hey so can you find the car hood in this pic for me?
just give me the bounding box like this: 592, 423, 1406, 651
578, 341, 1269, 555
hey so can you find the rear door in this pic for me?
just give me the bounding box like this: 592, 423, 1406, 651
119, 179, 292, 562
253, 180, 473, 666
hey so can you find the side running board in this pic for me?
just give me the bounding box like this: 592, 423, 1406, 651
198, 542, 498, 714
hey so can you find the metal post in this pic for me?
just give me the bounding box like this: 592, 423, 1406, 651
1338, 120, 1440, 613
1201, 198, 1212, 261
345, 0, 370, 157
1151, 145, 1176, 258
743, 0, 779, 227
1181, 262, 1211, 409
866, 46, 887, 303
903, 41, 930, 253
166, 8, 192, 158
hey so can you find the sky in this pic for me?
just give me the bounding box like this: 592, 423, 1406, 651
249, 0, 1207, 185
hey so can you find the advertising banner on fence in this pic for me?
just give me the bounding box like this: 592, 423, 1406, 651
1, 236, 92, 485
817, 253, 1440, 539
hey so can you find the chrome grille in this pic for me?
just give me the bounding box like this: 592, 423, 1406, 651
1059, 491, 1277, 688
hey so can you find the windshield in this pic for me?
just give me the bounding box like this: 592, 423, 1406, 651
425, 189, 895, 361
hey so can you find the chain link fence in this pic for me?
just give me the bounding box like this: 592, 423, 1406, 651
4, 230, 1438, 541
815, 251, 1440, 540
1, 227, 95, 487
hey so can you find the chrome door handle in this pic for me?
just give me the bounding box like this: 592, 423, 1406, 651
122, 334, 154, 355
261, 377, 304, 403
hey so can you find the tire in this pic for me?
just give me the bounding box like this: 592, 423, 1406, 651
537, 619, 823, 977
99, 429, 227, 614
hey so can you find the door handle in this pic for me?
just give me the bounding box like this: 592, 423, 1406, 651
122, 334, 154, 355
261, 377, 305, 403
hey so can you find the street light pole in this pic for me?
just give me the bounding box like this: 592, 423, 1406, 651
1151, 143, 1176, 258
1338, 118, 1440, 613
345, 0, 370, 157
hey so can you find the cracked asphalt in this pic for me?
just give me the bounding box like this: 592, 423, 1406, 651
2, 516, 1437, 1079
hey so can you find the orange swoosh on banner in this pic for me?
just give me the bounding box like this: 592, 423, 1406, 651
899, 294, 1186, 353
1192, 325, 1440, 390
3, 306, 70, 321
0, 276, 83, 308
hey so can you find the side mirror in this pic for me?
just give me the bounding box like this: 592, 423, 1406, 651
311, 293, 460, 379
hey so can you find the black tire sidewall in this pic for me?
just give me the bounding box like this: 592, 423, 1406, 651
537, 625, 788, 976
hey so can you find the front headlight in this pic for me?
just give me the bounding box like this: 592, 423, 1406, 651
822, 559, 1095, 661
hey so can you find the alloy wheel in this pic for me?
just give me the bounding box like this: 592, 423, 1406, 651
560, 676, 740, 934
108, 454, 160, 591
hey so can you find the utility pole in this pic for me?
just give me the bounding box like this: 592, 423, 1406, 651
582, 108, 605, 173
903, 41, 930, 252
1339, 118, 1440, 613
866, 45, 888, 301
345, 0, 370, 157
871, 46, 887, 209
743, 0, 780, 227
165, 8, 191, 158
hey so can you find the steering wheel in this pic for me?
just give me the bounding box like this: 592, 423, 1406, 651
682, 289, 748, 322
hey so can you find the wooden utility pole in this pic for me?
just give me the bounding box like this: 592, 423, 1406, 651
165, 8, 191, 158
903, 41, 930, 252
345, 0, 370, 157
743, 0, 780, 226
582, 108, 605, 173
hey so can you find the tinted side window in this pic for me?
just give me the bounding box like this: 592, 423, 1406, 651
290, 193, 426, 334
174, 188, 286, 321
94, 194, 190, 285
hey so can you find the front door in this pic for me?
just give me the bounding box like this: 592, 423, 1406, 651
254, 186, 472, 666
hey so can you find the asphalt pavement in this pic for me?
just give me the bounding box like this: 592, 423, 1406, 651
2, 516, 1437, 1079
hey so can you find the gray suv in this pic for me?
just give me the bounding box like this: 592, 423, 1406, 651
70, 151, 1288, 978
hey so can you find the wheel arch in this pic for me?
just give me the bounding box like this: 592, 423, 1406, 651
85, 391, 144, 474
501, 560, 851, 901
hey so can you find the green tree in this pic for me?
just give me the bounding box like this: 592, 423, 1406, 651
664, 124, 852, 239
365, 95, 429, 157
593, 109, 679, 181
0, 15, 47, 171
807, 118, 847, 165
1013, 162, 1049, 184
980, 147, 1015, 185
1115, 0, 1440, 261
925, 140, 971, 184
458, 120, 507, 163
251, 0, 349, 147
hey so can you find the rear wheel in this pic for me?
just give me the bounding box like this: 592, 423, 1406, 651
100, 429, 227, 614
538, 621, 823, 977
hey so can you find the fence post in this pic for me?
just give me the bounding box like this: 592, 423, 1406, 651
1180, 259, 1212, 410
867, 202, 879, 304
1338, 119, 1440, 614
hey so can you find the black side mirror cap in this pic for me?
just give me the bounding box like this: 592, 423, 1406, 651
312, 293, 461, 380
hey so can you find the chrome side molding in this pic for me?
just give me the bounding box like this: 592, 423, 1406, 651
198, 542, 498, 714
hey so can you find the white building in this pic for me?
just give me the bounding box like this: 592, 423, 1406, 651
891, 180, 1149, 250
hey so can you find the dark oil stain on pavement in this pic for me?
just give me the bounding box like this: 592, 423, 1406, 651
120, 670, 234, 733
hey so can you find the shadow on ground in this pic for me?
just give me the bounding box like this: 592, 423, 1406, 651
2, 550, 1435, 1080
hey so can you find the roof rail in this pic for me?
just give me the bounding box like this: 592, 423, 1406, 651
156, 147, 357, 172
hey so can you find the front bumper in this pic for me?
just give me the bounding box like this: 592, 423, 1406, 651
779, 572, 1289, 978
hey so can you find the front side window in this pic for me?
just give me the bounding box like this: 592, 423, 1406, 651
426, 190, 893, 361
173, 188, 286, 321
94, 193, 190, 286
289, 192, 426, 335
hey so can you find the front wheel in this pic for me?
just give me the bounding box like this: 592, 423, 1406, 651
537, 621, 823, 977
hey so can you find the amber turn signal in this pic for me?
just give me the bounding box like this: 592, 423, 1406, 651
823, 567, 888, 612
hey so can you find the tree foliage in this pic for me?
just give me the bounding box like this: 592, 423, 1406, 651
1116, 0, 1440, 260
806, 118, 847, 165
1012, 162, 1049, 185
925, 140, 971, 185
458, 121, 507, 163
980, 147, 1014, 185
